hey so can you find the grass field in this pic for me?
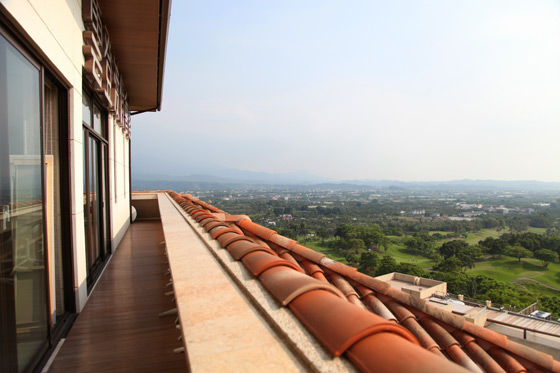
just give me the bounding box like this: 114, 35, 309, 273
429, 231, 453, 236
528, 227, 547, 234
464, 228, 503, 245
303, 230, 560, 295
467, 256, 560, 290
305, 241, 348, 264
384, 239, 435, 268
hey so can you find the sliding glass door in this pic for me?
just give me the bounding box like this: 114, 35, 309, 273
82, 92, 110, 290
1, 27, 74, 372
0, 31, 49, 373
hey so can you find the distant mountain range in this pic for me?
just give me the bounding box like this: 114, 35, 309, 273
132, 168, 560, 191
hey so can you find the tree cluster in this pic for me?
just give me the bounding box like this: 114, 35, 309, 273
345, 252, 425, 278
479, 232, 560, 267
331, 223, 389, 252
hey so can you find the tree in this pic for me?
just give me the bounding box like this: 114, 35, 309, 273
529, 212, 554, 228
360, 224, 386, 250
316, 228, 331, 241
414, 230, 433, 241
396, 262, 425, 277
434, 256, 465, 273
377, 256, 398, 276
508, 216, 529, 233
384, 226, 403, 236
405, 236, 433, 257
439, 240, 468, 259
539, 296, 560, 318
345, 252, 360, 267
480, 237, 507, 258
506, 245, 532, 263
348, 238, 366, 251
335, 223, 354, 240
358, 251, 379, 275
534, 249, 559, 268
543, 236, 560, 253
298, 221, 309, 241
455, 245, 480, 269
375, 235, 390, 252
515, 232, 543, 252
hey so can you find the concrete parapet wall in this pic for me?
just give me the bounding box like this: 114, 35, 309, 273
132, 193, 160, 220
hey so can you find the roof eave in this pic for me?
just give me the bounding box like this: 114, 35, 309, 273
99, 0, 172, 113
154, 0, 171, 113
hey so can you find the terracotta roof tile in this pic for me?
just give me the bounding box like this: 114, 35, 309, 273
241, 251, 303, 276
326, 271, 365, 308
301, 259, 329, 283
417, 316, 482, 372
210, 227, 241, 240
217, 233, 254, 248
236, 219, 278, 241
484, 344, 527, 373
259, 266, 345, 305
279, 252, 305, 270
346, 332, 466, 372
227, 241, 278, 261
166, 191, 560, 373
452, 330, 505, 373
203, 220, 231, 231
289, 289, 417, 356
383, 297, 443, 353
357, 289, 399, 324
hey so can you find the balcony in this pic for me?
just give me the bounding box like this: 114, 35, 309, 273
46, 218, 187, 372
45, 192, 560, 372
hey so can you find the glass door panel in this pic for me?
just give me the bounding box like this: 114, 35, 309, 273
101, 143, 110, 256
83, 128, 109, 289
0, 33, 49, 372
89, 135, 100, 271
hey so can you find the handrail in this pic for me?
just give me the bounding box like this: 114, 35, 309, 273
486, 318, 560, 340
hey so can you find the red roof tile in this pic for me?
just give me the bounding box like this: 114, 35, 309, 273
166, 191, 560, 373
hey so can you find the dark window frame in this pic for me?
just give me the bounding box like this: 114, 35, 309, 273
82, 84, 112, 292
0, 14, 76, 373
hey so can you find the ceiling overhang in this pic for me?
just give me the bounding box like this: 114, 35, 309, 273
98, 0, 171, 112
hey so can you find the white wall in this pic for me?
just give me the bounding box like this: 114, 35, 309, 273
1, 0, 131, 312
109, 115, 131, 249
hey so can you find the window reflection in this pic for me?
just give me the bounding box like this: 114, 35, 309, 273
82, 92, 91, 127
1, 33, 48, 372
93, 105, 101, 135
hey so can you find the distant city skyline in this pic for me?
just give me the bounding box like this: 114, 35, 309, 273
132, 0, 560, 182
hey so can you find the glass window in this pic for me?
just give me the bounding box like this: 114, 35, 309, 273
0, 32, 48, 373
82, 90, 106, 138
82, 92, 91, 126
93, 104, 101, 134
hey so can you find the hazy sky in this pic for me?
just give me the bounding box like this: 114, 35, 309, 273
131, 0, 560, 182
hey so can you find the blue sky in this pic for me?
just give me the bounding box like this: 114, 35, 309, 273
132, 0, 560, 182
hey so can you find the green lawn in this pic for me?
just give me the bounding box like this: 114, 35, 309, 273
429, 231, 453, 236
303, 235, 560, 294
305, 241, 348, 264
467, 256, 560, 290
464, 228, 502, 245
384, 241, 435, 268
528, 227, 547, 234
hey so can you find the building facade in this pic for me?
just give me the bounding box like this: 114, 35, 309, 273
0, 1, 170, 371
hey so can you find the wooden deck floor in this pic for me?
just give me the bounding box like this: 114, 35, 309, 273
48, 220, 188, 372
